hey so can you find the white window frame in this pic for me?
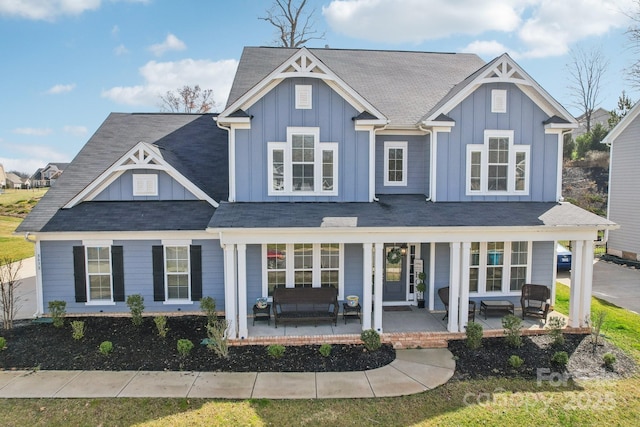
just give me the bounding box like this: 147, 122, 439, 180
262, 243, 345, 300
84, 245, 115, 305
295, 84, 312, 109
267, 127, 338, 196
132, 173, 158, 196
491, 89, 507, 113
384, 141, 408, 186
468, 241, 532, 297
466, 130, 529, 196
164, 245, 191, 303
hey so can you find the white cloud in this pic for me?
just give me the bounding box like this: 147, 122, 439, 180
63, 125, 88, 136
13, 128, 53, 136
114, 44, 129, 55
149, 34, 187, 57
462, 40, 513, 58
0, 142, 70, 174
0, 0, 101, 21
323, 0, 633, 57
46, 83, 76, 95
101, 58, 239, 110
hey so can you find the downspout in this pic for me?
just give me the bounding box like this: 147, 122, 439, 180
418, 125, 433, 202
23, 232, 43, 317
371, 124, 389, 202
214, 117, 234, 202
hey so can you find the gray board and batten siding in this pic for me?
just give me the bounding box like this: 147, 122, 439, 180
92, 169, 198, 201
234, 77, 370, 202
436, 83, 559, 202
608, 114, 640, 257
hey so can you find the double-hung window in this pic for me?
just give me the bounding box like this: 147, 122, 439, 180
268, 127, 338, 196
263, 243, 344, 298
165, 246, 190, 301
86, 246, 112, 301
384, 141, 407, 186
466, 130, 529, 195
468, 241, 531, 295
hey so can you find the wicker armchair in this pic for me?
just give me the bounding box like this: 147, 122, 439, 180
520, 284, 551, 321
438, 286, 476, 322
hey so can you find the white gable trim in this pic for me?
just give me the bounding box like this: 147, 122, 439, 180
64, 141, 219, 209
424, 54, 576, 126
218, 47, 387, 124
602, 101, 640, 145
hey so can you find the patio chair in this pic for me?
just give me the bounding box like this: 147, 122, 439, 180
438, 286, 476, 322
520, 284, 551, 322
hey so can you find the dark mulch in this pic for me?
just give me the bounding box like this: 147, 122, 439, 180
0, 316, 395, 372
449, 333, 636, 381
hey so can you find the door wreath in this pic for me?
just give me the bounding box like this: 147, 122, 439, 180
387, 247, 402, 264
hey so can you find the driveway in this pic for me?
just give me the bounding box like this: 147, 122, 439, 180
558, 259, 640, 315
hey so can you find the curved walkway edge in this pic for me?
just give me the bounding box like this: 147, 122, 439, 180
0, 349, 455, 399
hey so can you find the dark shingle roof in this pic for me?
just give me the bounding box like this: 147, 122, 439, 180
18, 113, 228, 233
42, 201, 215, 232
227, 47, 486, 126
208, 195, 615, 229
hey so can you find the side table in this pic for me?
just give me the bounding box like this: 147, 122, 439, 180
253, 304, 271, 326
343, 303, 361, 324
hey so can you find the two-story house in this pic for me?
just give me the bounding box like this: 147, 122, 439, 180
17, 47, 614, 341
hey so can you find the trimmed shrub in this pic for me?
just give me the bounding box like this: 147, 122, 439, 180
548, 316, 566, 346
465, 321, 483, 349
0, 336, 6, 350
361, 329, 381, 351
552, 351, 569, 368
603, 353, 617, 370
508, 355, 524, 369
267, 344, 286, 359
99, 341, 113, 356
126, 294, 145, 326
48, 300, 66, 328
319, 343, 332, 357
70, 320, 86, 340
177, 339, 194, 358
154, 316, 169, 338
502, 314, 523, 348
200, 297, 217, 326
206, 319, 230, 359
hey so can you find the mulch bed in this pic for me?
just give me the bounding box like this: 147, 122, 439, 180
449, 333, 636, 382
0, 316, 395, 372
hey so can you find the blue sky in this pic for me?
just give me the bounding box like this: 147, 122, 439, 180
0, 0, 637, 173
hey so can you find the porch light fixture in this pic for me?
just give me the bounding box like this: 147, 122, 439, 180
400, 244, 408, 256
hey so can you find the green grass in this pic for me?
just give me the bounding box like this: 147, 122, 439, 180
0, 188, 47, 216
0, 188, 46, 260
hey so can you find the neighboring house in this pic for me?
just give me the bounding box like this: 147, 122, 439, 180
5, 172, 24, 189
603, 102, 640, 261
0, 163, 6, 188
31, 163, 69, 187
572, 107, 612, 140
18, 47, 614, 340
29, 168, 44, 188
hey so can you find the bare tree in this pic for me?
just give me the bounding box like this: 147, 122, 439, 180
0, 257, 22, 330
626, 0, 640, 86
260, 0, 325, 48
566, 46, 608, 133
159, 85, 215, 113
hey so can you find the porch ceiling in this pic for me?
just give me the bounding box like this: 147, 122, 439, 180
208, 195, 615, 230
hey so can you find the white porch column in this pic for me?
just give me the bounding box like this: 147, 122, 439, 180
373, 243, 384, 333
236, 244, 248, 339
223, 244, 237, 339
448, 242, 461, 332
35, 240, 44, 316
580, 240, 594, 327
569, 240, 584, 328
428, 242, 436, 311
458, 242, 471, 332
362, 243, 373, 330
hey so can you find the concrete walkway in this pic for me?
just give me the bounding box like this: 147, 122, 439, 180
0, 348, 455, 399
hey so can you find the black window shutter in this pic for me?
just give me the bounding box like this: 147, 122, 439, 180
152, 246, 165, 301
111, 246, 125, 302
73, 246, 87, 303
190, 245, 202, 301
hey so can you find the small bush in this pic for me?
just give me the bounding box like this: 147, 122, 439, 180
200, 296, 217, 326
48, 300, 66, 328
153, 316, 169, 338
70, 320, 86, 340
126, 294, 145, 326
547, 316, 566, 346
361, 329, 381, 351
0, 336, 6, 350
177, 339, 194, 358
206, 319, 230, 359
99, 341, 113, 356
502, 314, 523, 348
465, 322, 483, 349
603, 352, 617, 369
267, 344, 286, 359
552, 351, 569, 367
508, 355, 524, 369
319, 343, 332, 357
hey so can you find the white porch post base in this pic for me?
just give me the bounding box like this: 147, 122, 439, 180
362, 243, 373, 331
447, 242, 460, 332
223, 244, 237, 339
236, 244, 248, 339
373, 243, 384, 333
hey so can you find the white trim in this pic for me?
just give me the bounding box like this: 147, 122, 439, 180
161, 239, 192, 246
602, 100, 640, 145
85, 301, 116, 306
468, 241, 532, 295
223, 244, 237, 339
163, 245, 191, 302
491, 89, 507, 113
448, 242, 460, 332
162, 300, 194, 305
237, 243, 248, 339
431, 132, 438, 202
369, 127, 376, 201
555, 131, 564, 201
428, 242, 436, 310
82, 239, 113, 246
362, 243, 373, 330
84, 245, 114, 304
373, 243, 384, 333
383, 141, 408, 186
228, 126, 237, 202
459, 242, 471, 331
295, 84, 312, 109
